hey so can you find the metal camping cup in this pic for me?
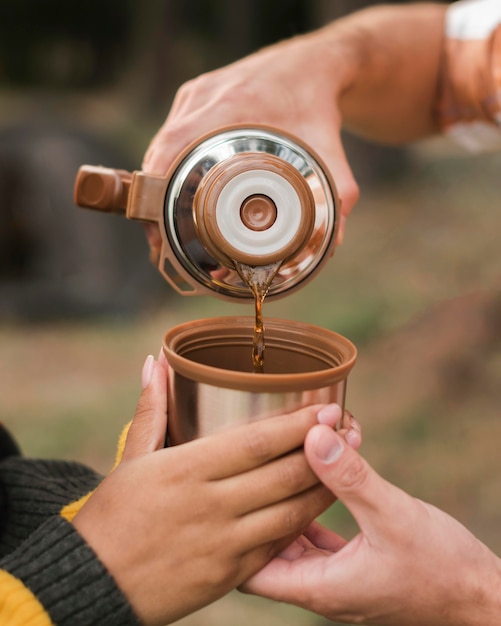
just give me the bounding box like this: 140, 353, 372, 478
163, 316, 357, 445
74, 126, 339, 301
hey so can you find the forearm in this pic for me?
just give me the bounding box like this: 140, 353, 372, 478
312, 2, 447, 144
0, 425, 137, 624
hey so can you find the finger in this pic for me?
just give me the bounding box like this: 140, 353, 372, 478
220, 448, 319, 516
345, 411, 361, 434
316, 404, 362, 450
142, 223, 163, 266
338, 411, 362, 451
239, 535, 315, 580
236, 482, 335, 552
240, 524, 345, 601
317, 403, 343, 427
122, 355, 168, 461
185, 404, 328, 481
142, 133, 179, 176
239, 548, 306, 600
267, 526, 342, 563
303, 520, 347, 553
143, 106, 229, 175
277, 534, 316, 561
142, 115, 210, 175
303, 120, 360, 227
304, 424, 410, 534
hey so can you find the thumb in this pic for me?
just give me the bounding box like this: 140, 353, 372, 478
304, 425, 401, 533
121, 352, 168, 462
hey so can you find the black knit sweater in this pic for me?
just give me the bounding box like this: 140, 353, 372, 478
0, 424, 140, 626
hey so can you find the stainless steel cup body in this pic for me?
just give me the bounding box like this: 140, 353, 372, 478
168, 375, 348, 444
163, 316, 357, 445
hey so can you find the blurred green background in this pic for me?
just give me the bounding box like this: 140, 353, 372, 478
1, 1, 500, 625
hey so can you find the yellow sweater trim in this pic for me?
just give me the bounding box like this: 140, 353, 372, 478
59, 491, 93, 522
111, 421, 132, 471
0, 570, 53, 626
60, 421, 132, 522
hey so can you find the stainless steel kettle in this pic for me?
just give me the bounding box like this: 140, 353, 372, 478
74, 125, 339, 301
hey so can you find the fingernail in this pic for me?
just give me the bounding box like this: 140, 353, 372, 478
317, 403, 342, 426
158, 346, 166, 363
313, 428, 344, 463
142, 146, 153, 167
345, 427, 361, 449
141, 355, 155, 390
349, 416, 361, 432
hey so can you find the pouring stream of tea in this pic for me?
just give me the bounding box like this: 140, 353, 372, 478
234, 260, 283, 373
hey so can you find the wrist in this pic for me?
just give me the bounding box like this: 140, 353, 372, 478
454, 551, 501, 626
313, 3, 447, 143
301, 21, 363, 104
2, 516, 139, 626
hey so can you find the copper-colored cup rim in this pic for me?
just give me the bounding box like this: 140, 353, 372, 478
163, 316, 357, 393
